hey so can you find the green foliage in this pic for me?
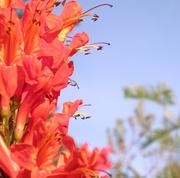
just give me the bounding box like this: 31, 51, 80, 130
124, 83, 175, 105
109, 83, 180, 178
156, 163, 180, 178
141, 123, 180, 149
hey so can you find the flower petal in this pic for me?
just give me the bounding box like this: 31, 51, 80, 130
10, 144, 37, 170
0, 136, 19, 178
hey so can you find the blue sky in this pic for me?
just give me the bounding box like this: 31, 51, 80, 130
58, 0, 180, 148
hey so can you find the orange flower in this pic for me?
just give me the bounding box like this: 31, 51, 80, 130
0, 8, 23, 65
11, 100, 83, 178
0, 8, 24, 110
58, 0, 83, 41
0, 1, 112, 177
0, 0, 25, 9
49, 144, 112, 178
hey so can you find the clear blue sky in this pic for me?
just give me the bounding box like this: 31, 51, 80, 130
57, 0, 180, 148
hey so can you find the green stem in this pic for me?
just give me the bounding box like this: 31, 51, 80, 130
2, 111, 10, 146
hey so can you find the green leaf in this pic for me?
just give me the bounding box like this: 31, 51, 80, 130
141, 124, 180, 149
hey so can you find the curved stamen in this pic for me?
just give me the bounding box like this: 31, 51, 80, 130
94, 169, 112, 178
60, 4, 113, 26
81, 104, 92, 107
83, 4, 113, 15
77, 42, 110, 52
90, 42, 110, 46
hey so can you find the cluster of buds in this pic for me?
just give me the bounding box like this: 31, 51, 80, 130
0, 0, 112, 178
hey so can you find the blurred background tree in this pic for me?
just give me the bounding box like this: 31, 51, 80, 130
107, 83, 180, 178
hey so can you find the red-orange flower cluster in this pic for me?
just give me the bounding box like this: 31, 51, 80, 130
0, 0, 112, 178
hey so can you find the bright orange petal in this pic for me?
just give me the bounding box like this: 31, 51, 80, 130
0, 136, 19, 178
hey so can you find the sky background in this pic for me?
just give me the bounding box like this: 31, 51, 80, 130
57, 0, 180, 148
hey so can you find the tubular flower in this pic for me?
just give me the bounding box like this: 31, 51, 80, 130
58, 0, 82, 41
0, 0, 112, 178
69, 32, 89, 56
48, 144, 112, 178
0, 8, 24, 111
10, 100, 83, 178
0, 8, 23, 65
0, 0, 25, 9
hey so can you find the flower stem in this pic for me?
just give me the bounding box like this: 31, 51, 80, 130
1, 109, 10, 146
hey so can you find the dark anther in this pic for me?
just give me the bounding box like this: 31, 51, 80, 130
54, 2, 61, 6
32, 18, 41, 26
32, 19, 37, 24
8, 20, 15, 25
62, 0, 66, 6
73, 113, 91, 120
84, 52, 90, 55
66, 39, 71, 43
45, 93, 53, 100
35, 21, 41, 26
35, 9, 41, 15
82, 116, 91, 120
78, 19, 84, 23
47, 10, 51, 14
97, 46, 103, 50
92, 14, 99, 22
6, 27, 11, 34
84, 49, 90, 52
55, 0, 66, 6
67, 35, 73, 39
68, 79, 80, 89
55, 131, 60, 137
94, 14, 99, 18
57, 137, 61, 143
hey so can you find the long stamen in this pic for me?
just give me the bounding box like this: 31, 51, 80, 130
62, 4, 113, 24
62, 14, 89, 29
81, 104, 92, 107
94, 169, 112, 178
77, 42, 110, 54
90, 42, 111, 46
83, 4, 113, 15
62, 4, 113, 29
